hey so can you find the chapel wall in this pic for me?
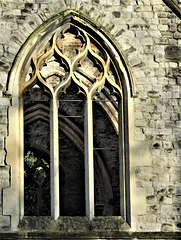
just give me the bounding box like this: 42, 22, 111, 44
0, 0, 180, 234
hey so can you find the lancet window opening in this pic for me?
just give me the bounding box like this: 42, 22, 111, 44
19, 14, 130, 223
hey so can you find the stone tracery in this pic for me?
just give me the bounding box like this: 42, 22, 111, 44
23, 24, 122, 99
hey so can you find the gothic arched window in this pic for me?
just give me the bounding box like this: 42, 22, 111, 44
5, 11, 135, 228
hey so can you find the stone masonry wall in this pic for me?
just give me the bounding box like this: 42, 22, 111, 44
0, 0, 181, 234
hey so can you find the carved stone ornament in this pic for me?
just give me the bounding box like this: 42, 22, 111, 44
22, 20, 122, 100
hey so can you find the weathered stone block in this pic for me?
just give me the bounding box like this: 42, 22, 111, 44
0, 98, 10, 106
0, 149, 5, 165
174, 32, 181, 39
151, 148, 161, 157
177, 149, 181, 156
143, 11, 153, 19
157, 12, 167, 18
0, 166, 10, 188
134, 111, 143, 120
153, 4, 165, 12
155, 68, 165, 76
159, 18, 170, 25
12, 9, 21, 16
134, 132, 146, 141
138, 214, 157, 223
0, 116, 7, 124
169, 38, 177, 45
164, 196, 172, 205
143, 5, 152, 11
135, 166, 156, 181
138, 222, 161, 231
165, 120, 175, 128
0, 215, 10, 230
140, 37, 153, 45
154, 53, 164, 63
146, 195, 157, 204
161, 223, 174, 231
147, 91, 160, 98
0, 29, 11, 45
169, 23, 177, 32
174, 119, 180, 128
150, 0, 163, 4
135, 30, 148, 38
155, 120, 165, 129
0, 137, 4, 149
151, 17, 159, 25
165, 45, 181, 61
161, 205, 174, 215
149, 30, 162, 38
134, 5, 142, 12
158, 24, 168, 31
112, 11, 121, 18
169, 62, 178, 68
142, 181, 153, 188
0, 44, 3, 57
7, 40, 21, 55
130, 57, 142, 67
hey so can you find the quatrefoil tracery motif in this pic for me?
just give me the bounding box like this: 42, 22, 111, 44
23, 24, 122, 99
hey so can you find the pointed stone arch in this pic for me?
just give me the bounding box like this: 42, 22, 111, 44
4, 10, 135, 230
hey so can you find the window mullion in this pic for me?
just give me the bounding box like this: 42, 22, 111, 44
118, 98, 125, 219
84, 95, 94, 220
50, 96, 60, 220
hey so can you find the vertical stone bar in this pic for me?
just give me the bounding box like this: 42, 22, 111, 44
19, 97, 24, 219
124, 98, 131, 225
50, 96, 60, 220
84, 95, 94, 220
118, 98, 125, 219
